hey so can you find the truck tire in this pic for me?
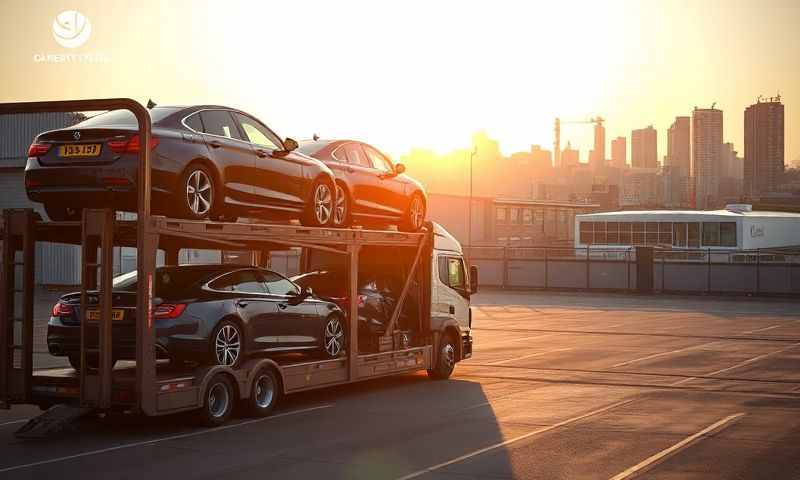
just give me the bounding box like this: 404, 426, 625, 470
428, 333, 456, 380
197, 374, 235, 427
244, 367, 280, 417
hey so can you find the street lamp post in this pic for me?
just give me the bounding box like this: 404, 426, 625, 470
467, 145, 478, 259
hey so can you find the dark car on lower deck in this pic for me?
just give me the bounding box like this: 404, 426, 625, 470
297, 139, 427, 231
25, 106, 337, 226
47, 265, 346, 370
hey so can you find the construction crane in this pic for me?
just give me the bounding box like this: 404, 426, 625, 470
553, 116, 604, 168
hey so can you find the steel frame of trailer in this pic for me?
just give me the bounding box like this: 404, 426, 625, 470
0, 99, 440, 418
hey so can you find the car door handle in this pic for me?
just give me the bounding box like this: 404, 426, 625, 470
237, 300, 249, 307
209, 140, 222, 149
277, 303, 288, 310
345, 166, 354, 173
449, 305, 455, 314
255, 148, 269, 158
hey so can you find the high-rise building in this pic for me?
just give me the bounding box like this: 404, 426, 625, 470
719, 142, 743, 200
631, 126, 657, 169
744, 96, 784, 196
692, 106, 723, 209
561, 142, 579, 168
667, 117, 691, 175
611, 136, 626, 168
591, 122, 605, 170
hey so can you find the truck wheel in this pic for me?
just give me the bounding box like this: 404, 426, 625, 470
244, 368, 280, 417
197, 374, 235, 427
427, 334, 456, 380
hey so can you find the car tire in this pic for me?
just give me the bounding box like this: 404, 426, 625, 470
196, 374, 235, 427
427, 333, 456, 380
45, 204, 81, 222
322, 315, 345, 358
177, 164, 220, 220
244, 367, 280, 417
400, 193, 425, 232
333, 183, 351, 228
302, 178, 335, 227
211, 320, 244, 367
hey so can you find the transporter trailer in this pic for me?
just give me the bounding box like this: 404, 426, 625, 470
0, 99, 475, 436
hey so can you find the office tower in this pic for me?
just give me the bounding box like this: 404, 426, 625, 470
631, 126, 657, 168
591, 122, 605, 170
692, 106, 723, 209
561, 142, 579, 168
667, 116, 691, 175
744, 96, 784, 196
611, 136, 626, 168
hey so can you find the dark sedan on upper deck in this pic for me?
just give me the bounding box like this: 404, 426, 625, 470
25, 105, 337, 226
297, 139, 427, 231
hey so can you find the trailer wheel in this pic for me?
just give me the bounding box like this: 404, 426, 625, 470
427, 334, 456, 380
197, 374, 235, 427
244, 368, 280, 417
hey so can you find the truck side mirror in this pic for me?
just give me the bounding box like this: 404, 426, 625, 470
469, 265, 478, 293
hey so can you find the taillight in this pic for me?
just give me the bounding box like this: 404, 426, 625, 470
28, 142, 52, 157
154, 303, 186, 319
52, 302, 74, 316
107, 134, 159, 154
357, 295, 367, 308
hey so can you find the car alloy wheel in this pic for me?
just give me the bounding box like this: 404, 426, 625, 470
324, 316, 344, 357
334, 184, 347, 226
186, 169, 213, 217
314, 183, 333, 225
409, 196, 424, 230
215, 323, 241, 366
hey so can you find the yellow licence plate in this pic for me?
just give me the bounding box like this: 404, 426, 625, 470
59, 144, 101, 157
87, 309, 125, 321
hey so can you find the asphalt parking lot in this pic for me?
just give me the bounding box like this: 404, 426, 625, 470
2, 290, 800, 479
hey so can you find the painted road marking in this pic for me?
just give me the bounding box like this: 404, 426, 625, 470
0, 404, 333, 474
742, 324, 782, 334
608, 413, 745, 480
672, 342, 800, 386
613, 341, 724, 368
0, 419, 28, 427
395, 399, 635, 480
486, 348, 572, 366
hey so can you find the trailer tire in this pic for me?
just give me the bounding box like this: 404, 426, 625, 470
427, 333, 456, 380
244, 367, 280, 417
68, 354, 116, 372
197, 374, 235, 427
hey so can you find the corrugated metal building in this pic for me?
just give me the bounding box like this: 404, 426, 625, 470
1, 112, 85, 284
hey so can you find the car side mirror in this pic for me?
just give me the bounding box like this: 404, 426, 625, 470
283, 137, 299, 152
469, 265, 479, 294
394, 163, 406, 175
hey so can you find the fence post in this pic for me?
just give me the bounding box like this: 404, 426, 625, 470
756, 248, 760, 295
544, 247, 548, 290
661, 249, 665, 292
707, 248, 712, 294
586, 247, 590, 289
502, 245, 508, 289
627, 248, 631, 291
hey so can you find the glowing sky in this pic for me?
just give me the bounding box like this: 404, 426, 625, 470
2, 0, 798, 164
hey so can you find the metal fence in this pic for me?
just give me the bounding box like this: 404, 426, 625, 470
466, 246, 800, 296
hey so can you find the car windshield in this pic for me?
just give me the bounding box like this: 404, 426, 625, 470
75, 107, 180, 128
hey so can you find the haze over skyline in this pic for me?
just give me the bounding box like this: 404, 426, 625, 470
1, 0, 798, 164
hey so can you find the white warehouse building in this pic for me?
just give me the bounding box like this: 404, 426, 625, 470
575, 205, 800, 251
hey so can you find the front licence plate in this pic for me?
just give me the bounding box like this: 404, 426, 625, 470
87, 309, 125, 321
59, 144, 101, 157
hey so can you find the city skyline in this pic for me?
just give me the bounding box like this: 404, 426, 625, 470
1, 0, 798, 165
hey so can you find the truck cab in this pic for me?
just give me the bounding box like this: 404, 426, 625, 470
430, 223, 475, 363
